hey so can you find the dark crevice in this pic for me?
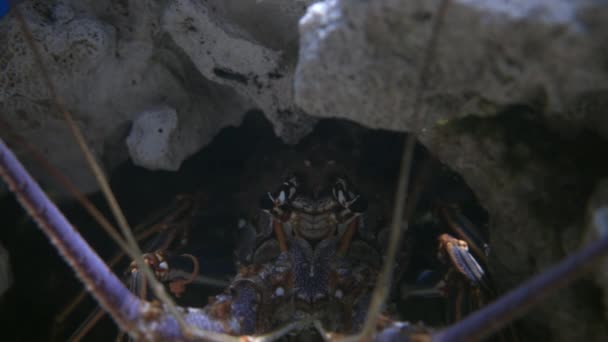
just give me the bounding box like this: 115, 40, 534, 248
1, 112, 489, 340
212, 67, 249, 85
450, 106, 608, 230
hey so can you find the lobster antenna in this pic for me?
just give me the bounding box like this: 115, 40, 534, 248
11, 5, 190, 334
0, 137, 243, 340
0, 119, 133, 258
356, 0, 452, 339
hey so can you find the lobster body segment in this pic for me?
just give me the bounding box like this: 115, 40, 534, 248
230, 174, 379, 334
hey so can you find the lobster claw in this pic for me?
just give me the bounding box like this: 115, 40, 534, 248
437, 233, 490, 322
128, 251, 200, 298
437, 204, 490, 264
438, 234, 485, 287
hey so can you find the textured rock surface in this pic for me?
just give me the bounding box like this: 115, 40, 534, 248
295, 0, 608, 340
162, 0, 317, 143
426, 115, 608, 340
296, 0, 608, 135
0, 0, 315, 193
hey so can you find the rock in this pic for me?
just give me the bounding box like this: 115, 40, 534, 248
295, 0, 608, 133
126, 106, 180, 171
1, 0, 605, 336
0, 2, 117, 194
162, 0, 317, 143
1, 0, 312, 195
425, 117, 608, 340
192, 0, 316, 53
295, 0, 608, 339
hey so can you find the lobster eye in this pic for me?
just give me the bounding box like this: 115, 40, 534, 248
332, 177, 368, 212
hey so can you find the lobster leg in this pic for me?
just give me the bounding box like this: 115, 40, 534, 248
333, 176, 368, 256
437, 233, 493, 325
432, 208, 608, 342
61, 204, 200, 340
371, 210, 608, 342
69, 307, 107, 342
129, 252, 205, 298
401, 232, 488, 324
437, 234, 486, 289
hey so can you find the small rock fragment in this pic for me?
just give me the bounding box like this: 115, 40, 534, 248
126, 106, 180, 171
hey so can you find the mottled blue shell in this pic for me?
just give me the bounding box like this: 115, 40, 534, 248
289, 237, 337, 303
230, 281, 259, 334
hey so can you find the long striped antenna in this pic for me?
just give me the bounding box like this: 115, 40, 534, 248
6, 1, 189, 336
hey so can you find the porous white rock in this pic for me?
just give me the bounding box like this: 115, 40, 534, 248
126, 106, 180, 171
162, 0, 316, 143
0, 2, 118, 193
0, 0, 316, 194
51, 1, 75, 24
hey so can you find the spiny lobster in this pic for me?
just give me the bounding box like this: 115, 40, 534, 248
2, 0, 608, 341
